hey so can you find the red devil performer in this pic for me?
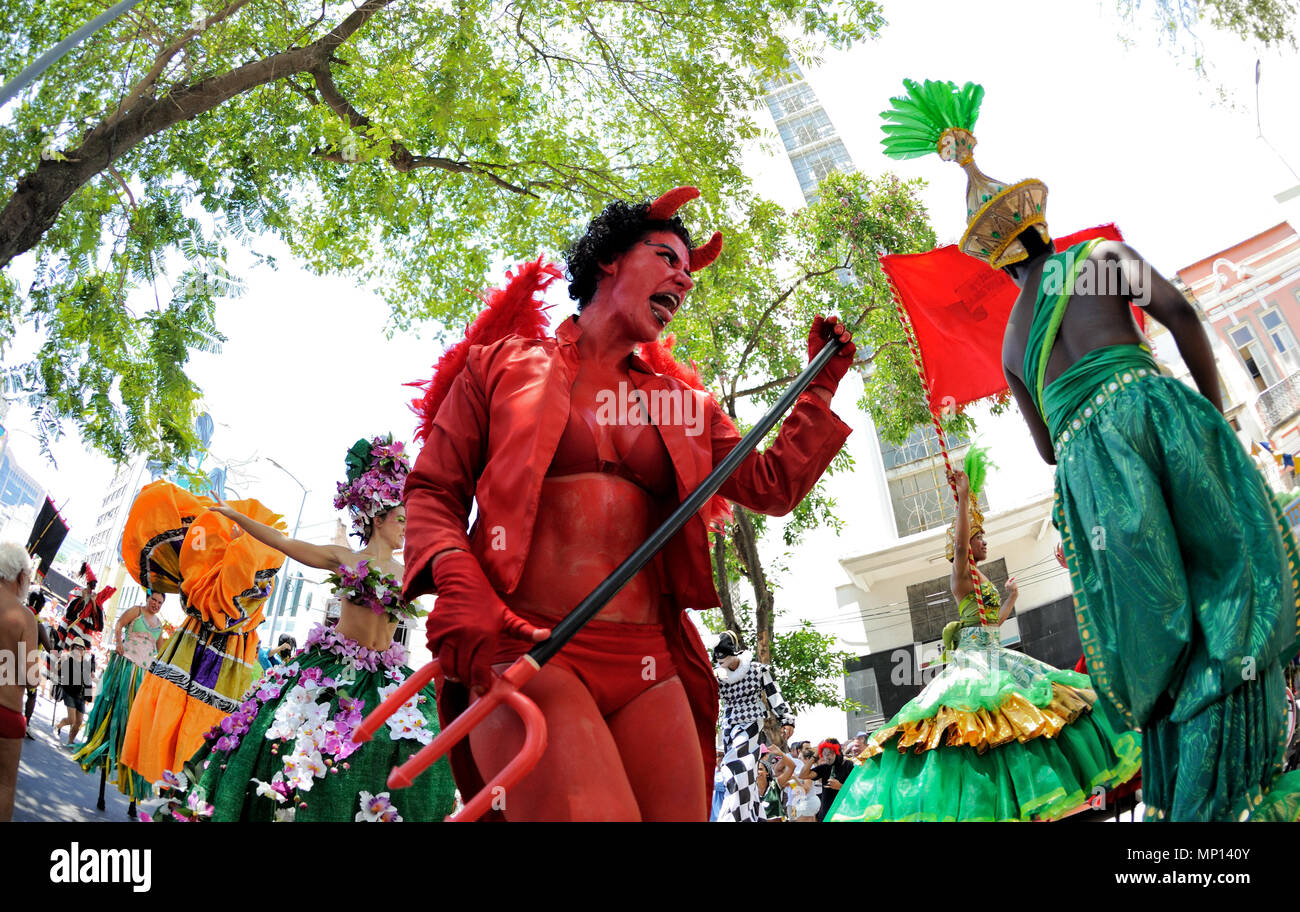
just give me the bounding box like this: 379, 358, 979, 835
403, 187, 856, 820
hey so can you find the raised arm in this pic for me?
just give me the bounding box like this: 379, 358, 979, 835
1120, 244, 1223, 412
950, 470, 974, 600
709, 317, 854, 516
208, 502, 351, 572
772, 751, 796, 789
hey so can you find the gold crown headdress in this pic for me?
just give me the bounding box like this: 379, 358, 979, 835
881, 79, 1049, 270
944, 445, 993, 562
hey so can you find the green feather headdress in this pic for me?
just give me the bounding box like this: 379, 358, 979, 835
880, 78, 1049, 270
880, 79, 984, 162
963, 444, 994, 498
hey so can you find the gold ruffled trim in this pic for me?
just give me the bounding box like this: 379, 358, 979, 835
861, 683, 1096, 758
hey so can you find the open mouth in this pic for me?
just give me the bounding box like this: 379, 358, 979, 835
650, 293, 680, 326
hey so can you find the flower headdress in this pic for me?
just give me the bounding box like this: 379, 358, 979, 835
881, 79, 1049, 270
333, 435, 410, 543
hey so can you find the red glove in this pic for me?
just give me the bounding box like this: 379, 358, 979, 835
807, 314, 856, 396
426, 550, 551, 694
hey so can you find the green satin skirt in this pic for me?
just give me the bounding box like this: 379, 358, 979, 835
827, 627, 1141, 822
1051, 366, 1300, 821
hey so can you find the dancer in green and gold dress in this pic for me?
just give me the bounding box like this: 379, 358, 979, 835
829, 452, 1140, 821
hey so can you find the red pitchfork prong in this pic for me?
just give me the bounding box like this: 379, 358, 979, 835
353, 656, 545, 823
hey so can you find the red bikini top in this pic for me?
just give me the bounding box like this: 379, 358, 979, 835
548, 402, 676, 497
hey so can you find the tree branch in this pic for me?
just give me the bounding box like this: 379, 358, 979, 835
309, 63, 545, 197
0, 0, 396, 268
105, 0, 255, 131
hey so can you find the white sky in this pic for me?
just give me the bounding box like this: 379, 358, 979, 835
4, 0, 1298, 620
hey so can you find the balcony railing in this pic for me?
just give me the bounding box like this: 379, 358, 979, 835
1257, 369, 1300, 431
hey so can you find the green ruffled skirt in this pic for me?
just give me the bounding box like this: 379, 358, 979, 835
827, 627, 1141, 822
151, 625, 456, 822
72, 653, 154, 801
1051, 367, 1300, 821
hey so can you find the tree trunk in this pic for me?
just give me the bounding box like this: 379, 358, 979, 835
729, 506, 788, 746
731, 506, 774, 664
711, 531, 741, 639
0, 0, 395, 269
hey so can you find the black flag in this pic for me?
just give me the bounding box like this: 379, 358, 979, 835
26, 497, 69, 578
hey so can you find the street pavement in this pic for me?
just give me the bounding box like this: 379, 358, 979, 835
12, 692, 143, 823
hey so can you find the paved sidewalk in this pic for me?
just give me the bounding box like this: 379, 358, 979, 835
12, 693, 142, 823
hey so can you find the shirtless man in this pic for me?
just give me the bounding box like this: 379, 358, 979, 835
0, 544, 40, 821
998, 225, 1299, 819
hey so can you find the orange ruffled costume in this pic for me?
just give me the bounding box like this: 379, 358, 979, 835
120, 481, 286, 783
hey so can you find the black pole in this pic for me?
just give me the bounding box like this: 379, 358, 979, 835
529, 335, 845, 666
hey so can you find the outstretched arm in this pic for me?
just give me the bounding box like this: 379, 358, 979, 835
208, 502, 352, 572
759, 662, 796, 728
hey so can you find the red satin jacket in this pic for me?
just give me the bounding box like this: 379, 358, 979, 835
404, 315, 852, 810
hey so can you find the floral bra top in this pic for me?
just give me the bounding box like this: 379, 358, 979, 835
325, 560, 426, 624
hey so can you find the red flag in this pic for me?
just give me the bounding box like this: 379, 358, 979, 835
882, 225, 1131, 415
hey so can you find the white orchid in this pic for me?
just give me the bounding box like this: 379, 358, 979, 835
252, 777, 289, 804
356, 791, 403, 822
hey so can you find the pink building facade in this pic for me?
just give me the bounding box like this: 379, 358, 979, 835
1174, 222, 1300, 472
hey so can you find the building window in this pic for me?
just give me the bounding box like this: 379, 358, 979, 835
844, 665, 885, 735
790, 142, 855, 199
766, 83, 816, 121
777, 110, 835, 152
1259, 305, 1300, 376
1229, 321, 1280, 390
880, 426, 989, 536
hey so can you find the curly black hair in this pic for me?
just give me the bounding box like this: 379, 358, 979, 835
564, 199, 693, 309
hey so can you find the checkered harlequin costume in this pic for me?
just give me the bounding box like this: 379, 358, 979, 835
716, 652, 795, 822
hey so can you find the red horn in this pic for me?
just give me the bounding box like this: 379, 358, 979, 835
647, 186, 700, 221
689, 231, 723, 271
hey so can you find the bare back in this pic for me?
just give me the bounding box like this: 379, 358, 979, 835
0, 599, 38, 714
1002, 241, 1148, 392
